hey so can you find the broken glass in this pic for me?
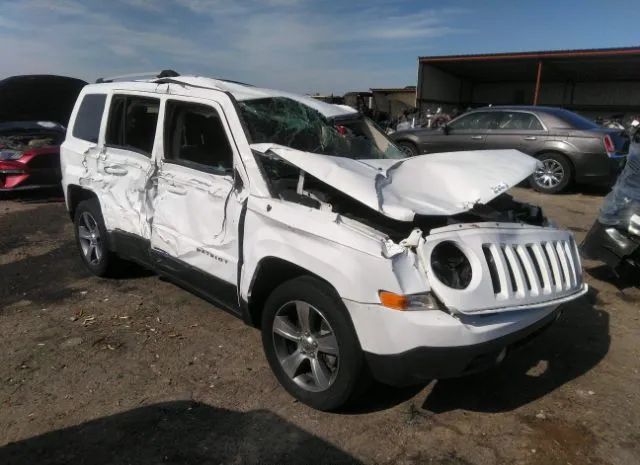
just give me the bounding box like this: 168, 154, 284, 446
238, 97, 403, 160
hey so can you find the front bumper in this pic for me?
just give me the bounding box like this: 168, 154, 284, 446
364, 307, 561, 386
345, 284, 587, 386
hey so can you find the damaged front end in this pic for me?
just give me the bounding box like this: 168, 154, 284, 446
240, 95, 586, 314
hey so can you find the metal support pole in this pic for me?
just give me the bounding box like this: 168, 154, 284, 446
533, 60, 543, 105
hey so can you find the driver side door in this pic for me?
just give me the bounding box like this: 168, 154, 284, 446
150, 97, 245, 311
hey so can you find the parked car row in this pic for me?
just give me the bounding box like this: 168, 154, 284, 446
391, 106, 629, 194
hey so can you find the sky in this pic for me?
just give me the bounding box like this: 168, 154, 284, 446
0, 0, 638, 94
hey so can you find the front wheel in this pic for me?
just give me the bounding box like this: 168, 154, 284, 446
261, 276, 369, 411
529, 152, 573, 194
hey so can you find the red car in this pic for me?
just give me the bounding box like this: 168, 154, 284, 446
0, 75, 86, 192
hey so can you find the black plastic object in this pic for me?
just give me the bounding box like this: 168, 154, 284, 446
430, 241, 472, 289
158, 69, 180, 78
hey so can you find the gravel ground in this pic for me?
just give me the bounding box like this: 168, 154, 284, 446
0, 187, 638, 465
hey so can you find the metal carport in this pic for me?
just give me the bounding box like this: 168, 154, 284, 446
417, 47, 640, 118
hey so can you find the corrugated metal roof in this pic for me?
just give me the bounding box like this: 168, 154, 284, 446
419, 46, 640, 62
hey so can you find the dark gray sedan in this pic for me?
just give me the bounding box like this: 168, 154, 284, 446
391, 106, 629, 194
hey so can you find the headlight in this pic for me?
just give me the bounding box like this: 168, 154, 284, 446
0, 149, 23, 161
378, 291, 442, 311
430, 241, 472, 289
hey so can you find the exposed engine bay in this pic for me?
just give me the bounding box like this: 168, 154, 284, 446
257, 153, 546, 242
0, 123, 65, 159
0, 132, 61, 150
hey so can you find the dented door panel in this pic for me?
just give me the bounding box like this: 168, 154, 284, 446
97, 146, 156, 239
150, 94, 244, 286
151, 162, 241, 284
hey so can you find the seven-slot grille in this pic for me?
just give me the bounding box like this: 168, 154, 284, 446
481, 238, 582, 301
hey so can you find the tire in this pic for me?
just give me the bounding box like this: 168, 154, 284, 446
261, 276, 370, 411
73, 198, 123, 277
397, 141, 418, 157
529, 152, 573, 194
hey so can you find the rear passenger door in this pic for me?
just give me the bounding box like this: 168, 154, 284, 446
150, 97, 244, 296
485, 111, 548, 155
99, 93, 160, 239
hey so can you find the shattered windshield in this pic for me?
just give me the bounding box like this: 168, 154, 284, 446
238, 97, 403, 159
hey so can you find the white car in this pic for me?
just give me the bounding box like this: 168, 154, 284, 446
61, 73, 588, 410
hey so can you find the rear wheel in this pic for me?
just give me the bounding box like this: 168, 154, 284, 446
397, 141, 418, 157
73, 199, 123, 277
529, 152, 573, 194
261, 276, 369, 411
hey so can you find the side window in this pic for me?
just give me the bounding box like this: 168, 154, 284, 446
72, 94, 106, 143
449, 112, 499, 131
163, 100, 234, 173
497, 112, 544, 130
105, 95, 159, 156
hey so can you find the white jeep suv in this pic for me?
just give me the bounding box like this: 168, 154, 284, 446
61, 73, 588, 410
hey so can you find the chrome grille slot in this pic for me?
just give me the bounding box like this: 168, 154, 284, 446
482, 245, 501, 294
503, 244, 525, 297
544, 241, 563, 291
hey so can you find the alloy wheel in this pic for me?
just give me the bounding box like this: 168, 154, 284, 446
78, 211, 103, 265
272, 300, 339, 392
533, 158, 565, 189
534, 159, 565, 188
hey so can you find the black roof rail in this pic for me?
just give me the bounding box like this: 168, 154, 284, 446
96, 70, 179, 83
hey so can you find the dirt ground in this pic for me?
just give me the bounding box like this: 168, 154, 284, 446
1, 186, 638, 465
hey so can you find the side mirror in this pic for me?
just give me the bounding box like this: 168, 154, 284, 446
440, 125, 449, 135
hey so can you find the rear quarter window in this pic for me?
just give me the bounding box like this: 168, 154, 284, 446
72, 94, 107, 143
549, 109, 598, 130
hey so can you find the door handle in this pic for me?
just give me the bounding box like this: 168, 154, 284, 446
167, 185, 187, 196
524, 136, 537, 141
104, 165, 128, 176
471, 135, 484, 140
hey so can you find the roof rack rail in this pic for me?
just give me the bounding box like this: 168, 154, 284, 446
96, 69, 179, 83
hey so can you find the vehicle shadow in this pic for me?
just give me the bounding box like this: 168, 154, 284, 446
0, 401, 362, 465
339, 382, 426, 415
421, 291, 610, 414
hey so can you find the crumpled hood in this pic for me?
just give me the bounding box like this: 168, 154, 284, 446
252, 143, 539, 221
